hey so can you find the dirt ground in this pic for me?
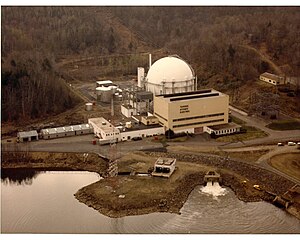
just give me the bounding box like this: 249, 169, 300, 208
269, 153, 300, 181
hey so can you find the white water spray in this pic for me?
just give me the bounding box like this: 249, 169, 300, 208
201, 181, 227, 199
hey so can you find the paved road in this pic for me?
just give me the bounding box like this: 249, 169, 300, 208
2, 108, 300, 184
226, 109, 300, 147
254, 145, 300, 185
2, 134, 164, 159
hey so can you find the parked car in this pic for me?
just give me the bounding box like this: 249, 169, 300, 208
287, 141, 296, 146
132, 136, 142, 141
277, 142, 284, 146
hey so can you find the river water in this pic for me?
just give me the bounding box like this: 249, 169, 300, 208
1, 169, 300, 234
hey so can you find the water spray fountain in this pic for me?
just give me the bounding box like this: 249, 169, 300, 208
202, 170, 227, 198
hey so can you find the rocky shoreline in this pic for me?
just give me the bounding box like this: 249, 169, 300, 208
1, 151, 299, 220
1, 151, 108, 176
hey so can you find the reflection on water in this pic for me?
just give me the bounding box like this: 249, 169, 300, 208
1, 169, 300, 234
1, 168, 42, 185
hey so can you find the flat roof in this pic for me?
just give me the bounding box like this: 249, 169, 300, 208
208, 122, 241, 131
118, 122, 163, 133
41, 124, 93, 135
142, 115, 158, 120
18, 130, 38, 138
155, 157, 176, 166
160, 89, 212, 98
88, 117, 120, 133
156, 89, 224, 102
96, 80, 113, 85
260, 72, 283, 82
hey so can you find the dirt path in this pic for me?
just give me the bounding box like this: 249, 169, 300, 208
240, 44, 284, 75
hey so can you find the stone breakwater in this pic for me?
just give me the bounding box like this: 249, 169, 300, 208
146, 151, 295, 196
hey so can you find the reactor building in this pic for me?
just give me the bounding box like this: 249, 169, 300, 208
119, 54, 240, 136
140, 55, 197, 95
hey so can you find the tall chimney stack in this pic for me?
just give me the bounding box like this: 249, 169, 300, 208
149, 53, 152, 69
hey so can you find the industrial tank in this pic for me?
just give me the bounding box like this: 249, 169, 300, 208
96, 86, 112, 103
85, 103, 93, 111
109, 86, 118, 94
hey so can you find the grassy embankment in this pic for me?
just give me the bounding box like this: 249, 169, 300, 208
269, 153, 300, 181
1, 151, 108, 176
216, 115, 268, 142
266, 120, 300, 131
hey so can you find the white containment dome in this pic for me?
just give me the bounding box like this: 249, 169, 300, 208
145, 56, 196, 95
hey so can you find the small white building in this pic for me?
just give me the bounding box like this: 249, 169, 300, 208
88, 117, 164, 143
17, 130, 39, 142
259, 72, 284, 85
141, 115, 159, 126
204, 122, 241, 136
88, 117, 121, 142
119, 125, 164, 141
152, 157, 176, 178
121, 104, 137, 118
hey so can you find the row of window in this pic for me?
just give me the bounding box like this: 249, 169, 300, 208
261, 77, 280, 85
105, 132, 120, 136
214, 128, 238, 135
173, 118, 224, 128
173, 112, 225, 122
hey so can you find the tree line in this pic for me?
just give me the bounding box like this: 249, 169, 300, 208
2, 6, 300, 122
1, 52, 81, 122
111, 6, 300, 86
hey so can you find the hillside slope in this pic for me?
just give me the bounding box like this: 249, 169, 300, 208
2, 6, 300, 124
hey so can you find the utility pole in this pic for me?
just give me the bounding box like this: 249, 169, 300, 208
107, 94, 118, 177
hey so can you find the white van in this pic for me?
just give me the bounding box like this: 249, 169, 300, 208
287, 141, 296, 146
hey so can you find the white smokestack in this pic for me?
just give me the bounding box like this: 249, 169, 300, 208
149, 53, 152, 69
137, 67, 145, 88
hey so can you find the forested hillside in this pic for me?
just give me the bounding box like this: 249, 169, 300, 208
111, 7, 300, 86
1, 6, 300, 122
1, 6, 148, 122
1, 52, 81, 122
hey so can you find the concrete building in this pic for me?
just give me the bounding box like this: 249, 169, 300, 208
204, 122, 241, 136
259, 72, 284, 85
141, 115, 159, 126
41, 124, 93, 140
152, 157, 176, 178
119, 124, 164, 141
88, 117, 164, 143
124, 55, 197, 119
17, 130, 38, 142
96, 86, 113, 103
121, 88, 153, 118
143, 56, 197, 95
88, 117, 120, 142
154, 89, 229, 133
